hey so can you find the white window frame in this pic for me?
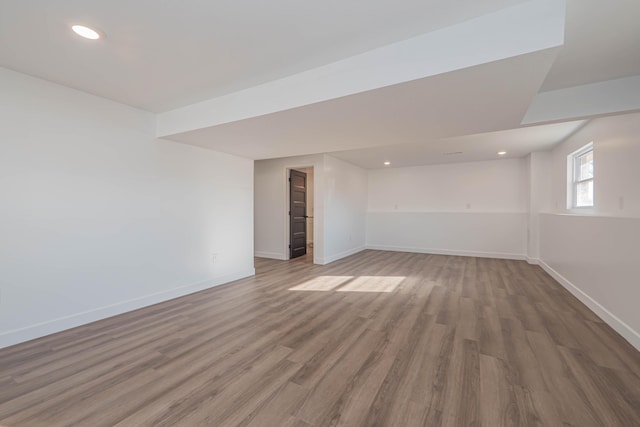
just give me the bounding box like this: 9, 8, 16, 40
568, 142, 594, 209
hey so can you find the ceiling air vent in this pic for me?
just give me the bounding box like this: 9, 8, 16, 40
442, 151, 463, 156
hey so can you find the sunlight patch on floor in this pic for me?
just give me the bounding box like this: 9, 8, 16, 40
289, 275, 405, 292
336, 276, 404, 293
288, 276, 353, 291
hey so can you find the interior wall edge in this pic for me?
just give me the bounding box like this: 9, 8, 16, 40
538, 260, 640, 352
254, 251, 288, 260
0, 268, 256, 350
365, 245, 526, 261
317, 246, 367, 266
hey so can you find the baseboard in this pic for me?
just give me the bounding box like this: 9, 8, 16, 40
539, 260, 640, 351
526, 257, 540, 265
317, 246, 366, 265
255, 251, 287, 260
365, 244, 526, 261
0, 268, 256, 350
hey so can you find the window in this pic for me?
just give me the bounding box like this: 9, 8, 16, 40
569, 143, 594, 208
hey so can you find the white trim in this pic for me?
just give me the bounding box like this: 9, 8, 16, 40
254, 251, 287, 260
366, 244, 526, 260
366, 210, 529, 214
317, 246, 366, 265
0, 268, 255, 350
526, 257, 540, 265
539, 260, 640, 351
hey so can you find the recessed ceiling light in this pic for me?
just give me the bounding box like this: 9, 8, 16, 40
383, 161, 391, 166
72, 25, 101, 40
497, 151, 507, 156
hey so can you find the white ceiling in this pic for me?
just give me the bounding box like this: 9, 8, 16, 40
0, 0, 526, 112
1, 0, 639, 167
540, 0, 640, 91
330, 120, 587, 169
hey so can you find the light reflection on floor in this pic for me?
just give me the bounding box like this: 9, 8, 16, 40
288, 275, 405, 293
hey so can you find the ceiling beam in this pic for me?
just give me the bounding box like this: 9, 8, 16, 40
522, 75, 640, 125
157, 0, 565, 140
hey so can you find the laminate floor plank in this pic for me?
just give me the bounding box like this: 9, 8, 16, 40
525, 330, 604, 426
294, 328, 384, 426
241, 381, 309, 427
479, 353, 521, 427
338, 286, 435, 427
0, 350, 167, 425
0, 250, 639, 426
310, 317, 411, 427
441, 338, 480, 427
109, 334, 290, 426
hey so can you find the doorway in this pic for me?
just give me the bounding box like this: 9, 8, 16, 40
288, 167, 314, 260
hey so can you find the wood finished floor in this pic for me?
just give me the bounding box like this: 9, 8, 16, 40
1, 250, 640, 426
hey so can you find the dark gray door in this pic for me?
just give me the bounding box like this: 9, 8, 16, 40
289, 169, 307, 259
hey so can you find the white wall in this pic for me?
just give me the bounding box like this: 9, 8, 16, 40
539, 112, 640, 350
549, 113, 640, 217
368, 159, 527, 212
540, 214, 640, 349
322, 155, 367, 264
254, 155, 325, 262
0, 68, 255, 349
526, 151, 552, 261
366, 159, 528, 258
